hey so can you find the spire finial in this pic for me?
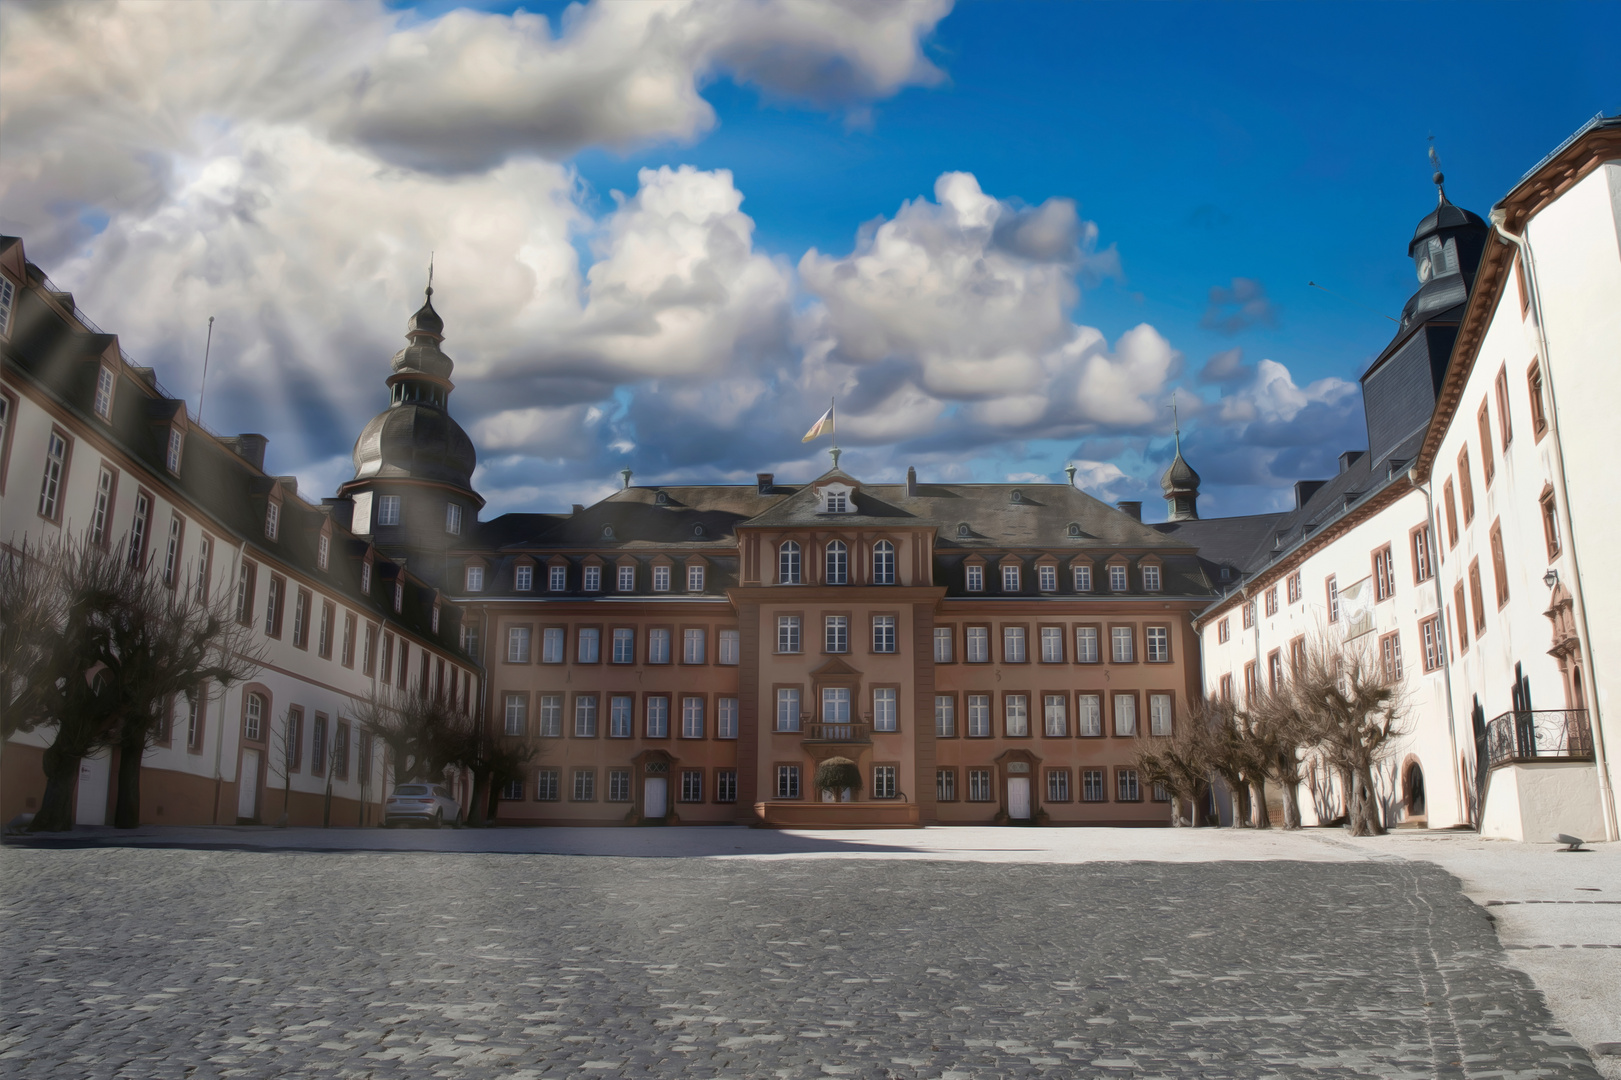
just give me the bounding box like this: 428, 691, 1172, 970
620, 466, 633, 489
1169, 391, 1183, 456
426, 252, 434, 298
1428, 137, 1446, 205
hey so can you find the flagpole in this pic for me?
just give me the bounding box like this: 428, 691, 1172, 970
829, 396, 840, 470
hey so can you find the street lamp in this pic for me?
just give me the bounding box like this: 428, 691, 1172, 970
1543, 568, 1559, 590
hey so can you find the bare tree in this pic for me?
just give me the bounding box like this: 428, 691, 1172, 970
1187, 696, 1256, 828
1131, 714, 1213, 826
266, 706, 301, 826
0, 539, 65, 747
1243, 686, 1313, 830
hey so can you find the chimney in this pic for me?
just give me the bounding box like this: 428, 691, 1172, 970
572, 504, 585, 515
223, 433, 267, 471
1293, 479, 1328, 509
276, 476, 299, 500
321, 497, 354, 532
1117, 500, 1142, 522
756, 472, 774, 495
906, 466, 918, 497
1339, 450, 1364, 475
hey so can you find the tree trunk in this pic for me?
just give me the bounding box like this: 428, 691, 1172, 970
1348, 764, 1386, 837
1281, 779, 1302, 830
322, 778, 333, 828
113, 737, 144, 828
1230, 781, 1252, 828
31, 746, 81, 832
468, 769, 491, 826
485, 778, 501, 824
1251, 777, 1272, 829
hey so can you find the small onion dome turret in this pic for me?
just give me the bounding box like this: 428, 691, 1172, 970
390, 289, 454, 381
1160, 449, 1200, 495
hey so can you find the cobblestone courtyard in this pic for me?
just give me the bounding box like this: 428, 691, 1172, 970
0, 846, 1600, 1079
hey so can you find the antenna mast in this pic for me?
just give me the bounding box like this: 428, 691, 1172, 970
196, 316, 215, 426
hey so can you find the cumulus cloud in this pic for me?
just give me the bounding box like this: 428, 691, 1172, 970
1200, 276, 1278, 334
1198, 346, 1251, 384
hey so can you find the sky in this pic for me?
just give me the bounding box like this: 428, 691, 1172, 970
1, 0, 1615, 523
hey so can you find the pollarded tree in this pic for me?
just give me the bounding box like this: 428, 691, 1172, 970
0, 539, 65, 747
1241, 684, 1313, 830
1189, 695, 1256, 828
1131, 713, 1213, 826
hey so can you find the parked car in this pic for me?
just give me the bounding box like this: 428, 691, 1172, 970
384, 783, 462, 828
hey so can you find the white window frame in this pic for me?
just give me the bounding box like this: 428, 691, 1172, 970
718, 629, 740, 665
166, 427, 184, 474
652, 564, 670, 592
717, 697, 738, 739
617, 564, 635, 592
1038, 564, 1057, 592
550, 564, 568, 592
445, 503, 463, 535
1040, 626, 1063, 663
541, 627, 565, 664
1142, 565, 1161, 592
1002, 626, 1026, 663
1043, 694, 1067, 737
682, 627, 705, 664
775, 688, 801, 732
503, 694, 527, 737
872, 540, 895, 585
94, 365, 116, 420
611, 628, 634, 664
1108, 564, 1128, 591
965, 626, 989, 663
873, 688, 897, 732
609, 696, 634, 738
1113, 693, 1137, 737
777, 615, 801, 654
1149, 693, 1173, 737
465, 566, 484, 592
583, 565, 601, 592
681, 696, 704, 739
1004, 693, 1028, 737
1074, 565, 1092, 591
538, 695, 562, 738
1077, 694, 1102, 737
1111, 626, 1134, 664
577, 627, 600, 664
645, 697, 669, 738
933, 627, 953, 663
1002, 564, 1020, 592
965, 564, 983, 592
507, 626, 531, 664
935, 695, 955, 737
575, 696, 598, 738
967, 694, 990, 738
687, 564, 704, 592
647, 628, 671, 664
1146, 625, 1169, 663
377, 494, 401, 526
872, 615, 896, 654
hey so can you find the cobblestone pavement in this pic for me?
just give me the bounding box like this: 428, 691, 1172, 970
0, 848, 1600, 1079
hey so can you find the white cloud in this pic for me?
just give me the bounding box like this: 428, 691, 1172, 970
1215, 358, 1357, 427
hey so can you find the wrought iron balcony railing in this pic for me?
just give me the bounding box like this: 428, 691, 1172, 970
1484, 709, 1593, 769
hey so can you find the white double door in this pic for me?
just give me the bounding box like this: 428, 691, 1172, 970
1007, 777, 1031, 820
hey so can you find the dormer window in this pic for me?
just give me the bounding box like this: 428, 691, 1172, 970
265, 500, 280, 541
1067, 523, 1081, 538
957, 523, 971, 538
966, 564, 984, 592
1108, 563, 1128, 591
1010, 489, 1023, 503
465, 566, 484, 592
316, 532, 330, 571
431, 604, 440, 634
393, 581, 403, 612
602, 525, 614, 539
693, 524, 705, 537
1142, 565, 1162, 592
166, 428, 184, 474
94, 366, 115, 420
0, 276, 14, 338
515, 564, 533, 591
655, 491, 669, 505
361, 560, 372, 594
826, 490, 848, 513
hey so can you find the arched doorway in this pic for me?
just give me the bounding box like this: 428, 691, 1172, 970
1403, 760, 1426, 820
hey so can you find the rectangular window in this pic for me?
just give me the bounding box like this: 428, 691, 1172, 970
503, 694, 527, 737
1146, 625, 1169, 663
1326, 576, 1339, 622
1528, 362, 1548, 438
1047, 770, 1070, 802
776, 765, 801, 799
687, 564, 704, 592
1075, 626, 1099, 664
1489, 520, 1509, 608
680, 770, 703, 803
718, 629, 740, 665
1113, 693, 1137, 737
872, 615, 896, 653
1286, 572, 1302, 605
1219, 673, 1234, 701
1076, 694, 1102, 736
1043, 694, 1066, 737
967, 769, 992, 802
1478, 404, 1495, 485
716, 770, 737, 803
1004, 693, 1028, 736
311, 714, 327, 776
1469, 559, 1487, 635
445, 503, 462, 535
1217, 618, 1230, 644
609, 696, 634, 738
498, 778, 524, 801
1149, 693, 1172, 736
998, 625, 1025, 663
283, 706, 302, 772
1109, 564, 1127, 591
1242, 601, 1254, 630
128, 491, 150, 568
777, 615, 801, 654
647, 628, 671, 664
573, 769, 596, 802
611, 628, 634, 664
1002, 564, 1020, 592
94, 366, 115, 419
544, 564, 565, 592
608, 769, 631, 802
872, 765, 897, 800
1116, 769, 1141, 802
824, 615, 848, 653
341, 612, 356, 667
1443, 479, 1459, 548
264, 500, 280, 542
235, 561, 256, 625
577, 627, 600, 664
1458, 447, 1475, 524
318, 600, 335, 659
1380, 631, 1403, 682
873, 687, 897, 732
0, 277, 11, 337
966, 626, 989, 663
583, 565, 600, 592
397, 640, 411, 690
1265, 586, 1278, 617
538, 695, 562, 738
966, 694, 991, 738
645, 697, 669, 738
363, 623, 377, 677
1081, 769, 1105, 801
509, 564, 531, 592
682, 627, 706, 664
535, 769, 559, 801
652, 564, 670, 592
1420, 615, 1442, 673
717, 697, 738, 740
575, 695, 598, 738
244, 694, 264, 742
1034, 625, 1063, 663
463, 566, 484, 592
1038, 564, 1057, 592
166, 427, 184, 475
934, 695, 956, 737
821, 687, 850, 723
1454, 582, 1470, 653
1111, 626, 1134, 664
264, 576, 284, 638
1142, 565, 1161, 592
334, 721, 352, 779
1412, 525, 1433, 583
89, 465, 115, 547
38, 430, 68, 520
1373, 544, 1395, 602
965, 564, 983, 592
1073, 564, 1092, 591
618, 564, 635, 592
1269, 649, 1283, 691
377, 495, 400, 526
933, 627, 954, 663
681, 696, 704, 739
1541, 490, 1561, 558
776, 688, 801, 732
1244, 660, 1258, 701
936, 768, 957, 802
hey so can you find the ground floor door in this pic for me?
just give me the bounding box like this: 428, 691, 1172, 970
644, 777, 667, 818
74, 752, 110, 826
238, 750, 260, 822
1007, 777, 1031, 820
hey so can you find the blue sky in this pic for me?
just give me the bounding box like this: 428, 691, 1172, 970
4, 1, 1616, 520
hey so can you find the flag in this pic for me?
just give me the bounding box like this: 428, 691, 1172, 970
801, 405, 834, 443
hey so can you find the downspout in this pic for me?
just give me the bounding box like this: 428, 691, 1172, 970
212, 537, 248, 824
1407, 470, 1464, 826
1491, 212, 1618, 841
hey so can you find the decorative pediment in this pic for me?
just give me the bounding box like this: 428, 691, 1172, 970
810, 656, 863, 678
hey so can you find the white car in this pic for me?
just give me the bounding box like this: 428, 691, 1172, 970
384, 783, 462, 828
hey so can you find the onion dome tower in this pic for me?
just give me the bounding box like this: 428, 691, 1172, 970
339, 272, 483, 578
1160, 397, 1200, 522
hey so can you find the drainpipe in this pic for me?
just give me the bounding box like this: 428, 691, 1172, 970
1491, 212, 1618, 841
1408, 469, 1464, 826
212, 538, 248, 824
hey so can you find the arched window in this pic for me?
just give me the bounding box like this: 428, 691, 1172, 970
825, 540, 847, 585
872, 540, 895, 585
779, 541, 801, 584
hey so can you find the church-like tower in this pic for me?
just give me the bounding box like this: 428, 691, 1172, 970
338, 281, 483, 584
1160, 422, 1201, 522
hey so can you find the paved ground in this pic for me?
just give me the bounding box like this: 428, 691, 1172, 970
1, 828, 1612, 1078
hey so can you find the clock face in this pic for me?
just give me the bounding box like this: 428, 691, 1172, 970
1418, 256, 1433, 282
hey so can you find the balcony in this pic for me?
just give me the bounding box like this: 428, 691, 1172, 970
803, 721, 870, 744
1484, 710, 1594, 769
